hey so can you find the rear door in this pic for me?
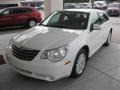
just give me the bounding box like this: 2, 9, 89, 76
11, 8, 31, 25
97, 12, 110, 44
87, 11, 103, 56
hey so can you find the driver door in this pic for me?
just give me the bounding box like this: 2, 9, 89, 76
0, 9, 13, 28
87, 11, 103, 56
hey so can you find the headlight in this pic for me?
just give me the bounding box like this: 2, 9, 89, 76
41, 44, 69, 62
9, 39, 13, 45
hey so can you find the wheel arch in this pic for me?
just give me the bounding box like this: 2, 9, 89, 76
27, 18, 37, 22
81, 45, 89, 59
70, 45, 90, 77
110, 28, 112, 33
76, 45, 90, 61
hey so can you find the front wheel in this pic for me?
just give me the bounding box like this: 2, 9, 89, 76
70, 49, 87, 78
104, 31, 112, 46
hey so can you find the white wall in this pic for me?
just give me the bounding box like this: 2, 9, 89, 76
0, 0, 21, 6
44, 0, 63, 17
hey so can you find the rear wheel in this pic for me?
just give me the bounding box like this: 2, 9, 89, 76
70, 49, 87, 78
27, 19, 36, 28
117, 12, 120, 16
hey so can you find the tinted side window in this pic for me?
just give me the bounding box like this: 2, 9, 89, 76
11, 8, 30, 14
24, 8, 32, 13
98, 12, 109, 24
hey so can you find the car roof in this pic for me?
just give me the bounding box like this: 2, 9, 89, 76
4, 6, 36, 10
62, 9, 104, 13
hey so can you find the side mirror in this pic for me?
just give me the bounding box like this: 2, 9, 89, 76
92, 24, 101, 30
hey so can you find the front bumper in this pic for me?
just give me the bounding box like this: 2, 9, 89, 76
4, 46, 71, 81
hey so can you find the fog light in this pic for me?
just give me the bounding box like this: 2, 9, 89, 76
47, 75, 55, 81
34, 73, 55, 81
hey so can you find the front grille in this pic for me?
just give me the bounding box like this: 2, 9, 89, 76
12, 44, 39, 61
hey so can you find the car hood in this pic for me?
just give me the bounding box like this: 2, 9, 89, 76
12, 26, 83, 50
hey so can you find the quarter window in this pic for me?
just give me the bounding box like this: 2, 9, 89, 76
2, 9, 10, 15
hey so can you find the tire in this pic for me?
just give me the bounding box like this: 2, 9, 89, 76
104, 31, 112, 46
117, 12, 120, 17
27, 19, 36, 28
116, 13, 119, 17
70, 49, 87, 78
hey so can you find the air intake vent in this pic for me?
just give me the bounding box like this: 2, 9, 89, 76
12, 44, 39, 61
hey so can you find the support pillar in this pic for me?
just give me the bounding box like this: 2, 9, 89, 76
44, 0, 63, 17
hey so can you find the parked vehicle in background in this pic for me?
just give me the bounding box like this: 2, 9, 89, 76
94, 0, 106, 5
64, 3, 78, 9
107, 3, 120, 16
0, 6, 42, 28
5, 9, 112, 81
94, 1, 107, 10
77, 3, 92, 9
64, 3, 92, 9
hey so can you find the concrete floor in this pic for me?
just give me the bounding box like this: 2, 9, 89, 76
0, 17, 120, 90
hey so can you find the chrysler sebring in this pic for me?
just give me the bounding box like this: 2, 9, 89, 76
4, 9, 112, 81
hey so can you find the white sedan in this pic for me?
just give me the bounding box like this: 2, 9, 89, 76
4, 9, 112, 81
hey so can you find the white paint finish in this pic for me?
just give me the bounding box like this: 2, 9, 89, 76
5, 9, 112, 81
12, 26, 81, 50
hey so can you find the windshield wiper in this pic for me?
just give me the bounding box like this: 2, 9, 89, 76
40, 24, 85, 29
50, 25, 64, 28
41, 25, 65, 28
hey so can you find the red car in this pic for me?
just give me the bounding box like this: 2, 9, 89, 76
0, 6, 42, 28
107, 3, 120, 16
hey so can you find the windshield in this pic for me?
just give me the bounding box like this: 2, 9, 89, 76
41, 11, 89, 29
